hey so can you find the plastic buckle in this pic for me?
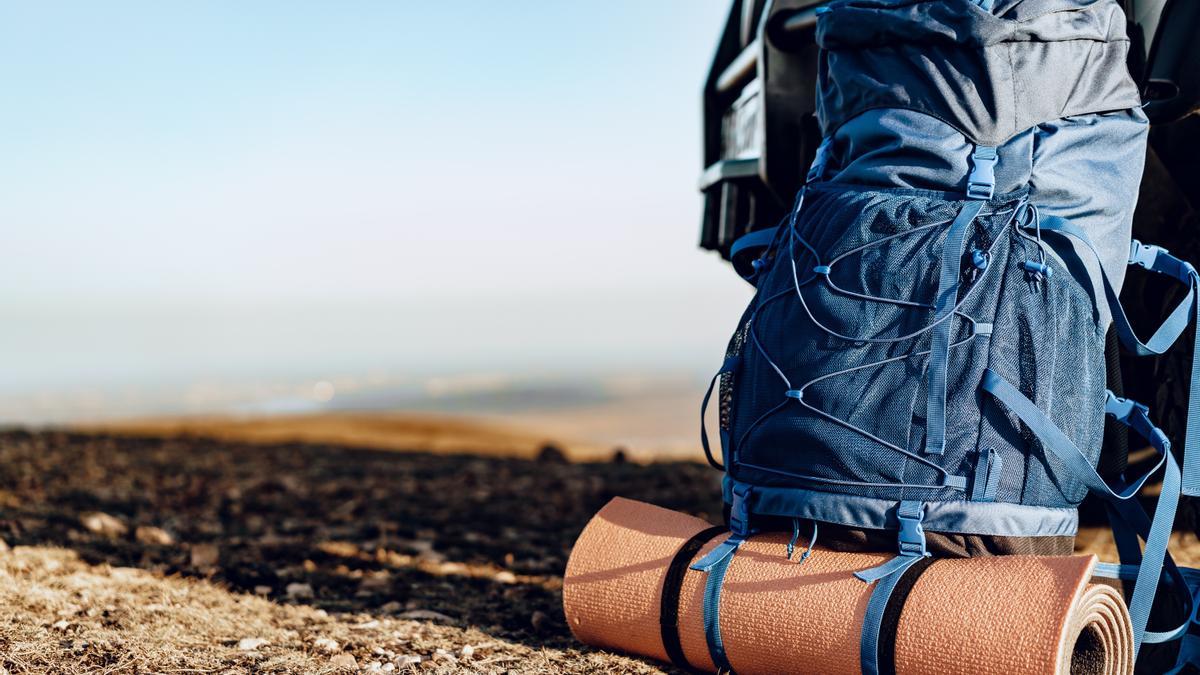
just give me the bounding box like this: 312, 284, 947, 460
966, 146, 997, 200
1129, 240, 1164, 270
728, 484, 754, 537
896, 501, 927, 557
1131, 240, 1197, 282
1104, 391, 1148, 423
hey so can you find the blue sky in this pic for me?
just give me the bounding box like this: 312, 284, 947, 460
0, 2, 753, 416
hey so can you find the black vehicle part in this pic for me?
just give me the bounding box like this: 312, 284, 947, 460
1131, 0, 1200, 124
698, 0, 824, 260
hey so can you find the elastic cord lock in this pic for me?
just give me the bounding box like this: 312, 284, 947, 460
1023, 260, 1053, 287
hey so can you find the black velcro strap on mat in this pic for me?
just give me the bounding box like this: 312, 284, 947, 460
878, 556, 936, 675
660, 525, 727, 672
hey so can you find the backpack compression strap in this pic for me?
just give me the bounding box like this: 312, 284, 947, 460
687, 483, 755, 674
1031, 215, 1200, 498
926, 145, 995, 455
853, 500, 933, 675
660, 525, 727, 672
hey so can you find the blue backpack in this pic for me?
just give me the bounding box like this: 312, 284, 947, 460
694, 1, 1200, 673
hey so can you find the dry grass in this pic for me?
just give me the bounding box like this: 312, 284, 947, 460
0, 544, 660, 674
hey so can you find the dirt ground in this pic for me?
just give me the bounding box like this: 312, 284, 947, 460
0, 428, 1196, 673
0, 430, 723, 673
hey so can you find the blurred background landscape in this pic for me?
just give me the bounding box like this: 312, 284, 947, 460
1, 1, 745, 460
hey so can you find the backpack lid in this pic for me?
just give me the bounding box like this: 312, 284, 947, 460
816, 0, 1143, 145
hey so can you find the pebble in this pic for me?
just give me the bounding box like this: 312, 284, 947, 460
318, 541, 359, 557
358, 574, 390, 591
237, 637, 269, 651
80, 512, 127, 538
395, 655, 421, 667
461, 645, 475, 658
313, 637, 339, 653
397, 609, 453, 622
52, 620, 70, 631
286, 582, 314, 599
190, 543, 220, 568
329, 653, 357, 670
135, 526, 174, 546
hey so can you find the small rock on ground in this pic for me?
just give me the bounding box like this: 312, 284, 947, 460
190, 543, 220, 568
313, 637, 339, 653
397, 609, 453, 622
80, 512, 127, 538
238, 637, 269, 651
135, 526, 174, 546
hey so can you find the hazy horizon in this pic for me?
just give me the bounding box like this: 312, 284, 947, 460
0, 2, 754, 423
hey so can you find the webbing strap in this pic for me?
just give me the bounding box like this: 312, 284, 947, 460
925, 200, 985, 455
970, 447, 1002, 501
1184, 302, 1200, 498
729, 226, 781, 286
1033, 217, 1200, 497
1038, 218, 1196, 359
858, 554, 927, 675
1101, 497, 1194, 646
690, 534, 746, 674
729, 227, 779, 261
854, 501, 930, 675
981, 369, 1179, 654
807, 136, 833, 184
660, 526, 727, 672
700, 354, 740, 471
1095, 564, 1200, 670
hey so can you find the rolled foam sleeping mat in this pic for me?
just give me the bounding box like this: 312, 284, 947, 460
563, 497, 1134, 675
